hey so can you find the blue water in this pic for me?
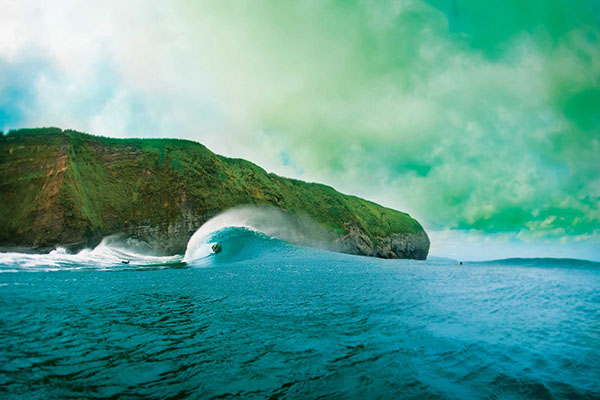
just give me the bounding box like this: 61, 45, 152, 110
1, 227, 599, 399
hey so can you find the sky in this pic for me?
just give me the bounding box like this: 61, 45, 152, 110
1, 0, 599, 260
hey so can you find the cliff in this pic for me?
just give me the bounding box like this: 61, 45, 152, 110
0, 128, 430, 259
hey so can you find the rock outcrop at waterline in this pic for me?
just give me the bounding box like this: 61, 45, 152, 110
0, 128, 430, 259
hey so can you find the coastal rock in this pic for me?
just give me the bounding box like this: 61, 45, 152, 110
340, 225, 430, 260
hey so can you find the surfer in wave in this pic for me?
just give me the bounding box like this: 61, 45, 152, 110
211, 243, 222, 254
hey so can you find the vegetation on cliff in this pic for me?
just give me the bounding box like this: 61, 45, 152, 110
0, 128, 428, 258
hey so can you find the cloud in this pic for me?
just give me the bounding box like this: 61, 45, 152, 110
174, 1, 599, 240
0, 57, 51, 129
0, 0, 224, 140
0, 0, 598, 250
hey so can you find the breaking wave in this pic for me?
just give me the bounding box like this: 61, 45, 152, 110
183, 206, 335, 263
0, 206, 334, 271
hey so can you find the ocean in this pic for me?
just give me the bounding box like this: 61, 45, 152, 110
1, 226, 599, 399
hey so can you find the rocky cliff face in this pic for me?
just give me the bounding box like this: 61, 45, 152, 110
341, 226, 430, 260
0, 128, 430, 259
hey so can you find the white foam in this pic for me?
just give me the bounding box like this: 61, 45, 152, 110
0, 237, 181, 272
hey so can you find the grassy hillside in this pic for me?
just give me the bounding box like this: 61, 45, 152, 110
0, 128, 428, 258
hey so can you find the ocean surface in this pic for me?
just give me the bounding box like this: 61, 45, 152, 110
1, 225, 599, 399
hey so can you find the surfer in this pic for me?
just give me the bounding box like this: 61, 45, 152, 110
211, 243, 222, 254
121, 260, 130, 264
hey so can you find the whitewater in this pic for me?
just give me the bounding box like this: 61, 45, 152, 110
1, 208, 599, 399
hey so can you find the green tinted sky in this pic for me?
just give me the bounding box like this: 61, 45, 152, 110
1, 0, 598, 258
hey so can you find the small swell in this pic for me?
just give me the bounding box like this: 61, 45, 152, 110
469, 258, 600, 269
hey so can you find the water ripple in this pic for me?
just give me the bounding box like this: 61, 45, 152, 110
1, 253, 599, 398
